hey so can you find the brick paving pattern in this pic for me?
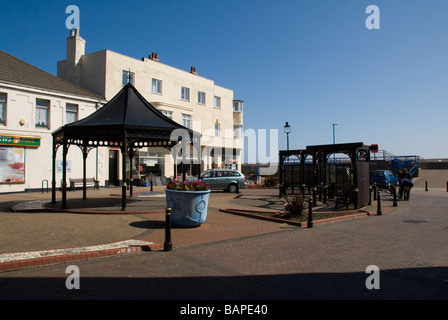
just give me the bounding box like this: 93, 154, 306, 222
0, 170, 447, 302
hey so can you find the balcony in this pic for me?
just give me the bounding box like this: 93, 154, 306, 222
233, 111, 243, 125
233, 100, 243, 125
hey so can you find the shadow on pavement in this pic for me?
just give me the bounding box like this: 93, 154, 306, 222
1, 266, 446, 300
129, 220, 165, 229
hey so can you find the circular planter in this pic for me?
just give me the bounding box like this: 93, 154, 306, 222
165, 189, 211, 227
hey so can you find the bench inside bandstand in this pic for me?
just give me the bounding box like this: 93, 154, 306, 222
69, 178, 99, 191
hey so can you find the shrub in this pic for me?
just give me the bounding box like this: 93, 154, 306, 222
283, 193, 305, 218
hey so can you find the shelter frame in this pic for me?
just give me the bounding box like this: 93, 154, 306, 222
279, 142, 371, 209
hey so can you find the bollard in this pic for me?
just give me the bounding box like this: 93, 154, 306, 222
377, 191, 382, 215
425, 181, 428, 192
393, 186, 398, 207
164, 208, 172, 252
447, 181, 448, 193
307, 198, 313, 228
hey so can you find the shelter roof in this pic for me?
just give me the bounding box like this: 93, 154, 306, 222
306, 142, 369, 154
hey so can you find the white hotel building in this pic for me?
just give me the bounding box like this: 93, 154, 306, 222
57, 29, 244, 186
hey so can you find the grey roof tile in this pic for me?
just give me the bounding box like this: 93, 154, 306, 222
0, 50, 104, 100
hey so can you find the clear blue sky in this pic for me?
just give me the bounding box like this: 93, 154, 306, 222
1, 0, 447, 159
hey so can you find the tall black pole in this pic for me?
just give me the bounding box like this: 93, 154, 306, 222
164, 208, 172, 251
377, 190, 382, 215
129, 148, 134, 198
307, 198, 313, 228
51, 140, 57, 204
62, 138, 68, 209
82, 146, 87, 200
121, 136, 127, 211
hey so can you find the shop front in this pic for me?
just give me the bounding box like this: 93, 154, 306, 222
0, 134, 41, 186
133, 151, 166, 186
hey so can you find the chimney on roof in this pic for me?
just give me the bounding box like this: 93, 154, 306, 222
149, 52, 160, 62
63, 28, 85, 85
66, 28, 85, 64
190, 67, 197, 74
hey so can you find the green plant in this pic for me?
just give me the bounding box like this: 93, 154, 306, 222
166, 179, 210, 191
283, 193, 305, 218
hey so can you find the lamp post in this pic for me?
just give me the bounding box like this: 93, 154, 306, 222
332, 123, 338, 163
284, 122, 291, 151
332, 123, 338, 145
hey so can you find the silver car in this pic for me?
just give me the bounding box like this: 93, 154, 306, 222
200, 169, 247, 192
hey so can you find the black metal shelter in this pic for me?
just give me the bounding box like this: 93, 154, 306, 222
52, 83, 199, 210
279, 142, 371, 209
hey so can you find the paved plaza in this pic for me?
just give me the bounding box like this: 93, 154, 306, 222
0, 170, 447, 303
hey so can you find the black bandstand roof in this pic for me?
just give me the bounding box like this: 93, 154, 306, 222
53, 83, 197, 145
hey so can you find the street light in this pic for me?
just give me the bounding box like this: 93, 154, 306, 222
332, 123, 338, 163
284, 122, 291, 151
332, 123, 338, 144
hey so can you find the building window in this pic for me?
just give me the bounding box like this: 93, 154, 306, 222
215, 123, 220, 137
139, 152, 166, 177
35, 99, 50, 128
214, 96, 221, 108
122, 70, 135, 85
233, 100, 243, 112
66, 103, 78, 124
234, 125, 243, 139
161, 110, 173, 119
198, 91, 206, 105
152, 79, 162, 94
182, 114, 192, 129
0, 93, 6, 125
181, 87, 190, 101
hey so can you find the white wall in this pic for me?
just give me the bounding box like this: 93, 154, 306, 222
0, 83, 106, 193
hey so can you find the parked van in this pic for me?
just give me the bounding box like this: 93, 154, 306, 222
370, 170, 399, 188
